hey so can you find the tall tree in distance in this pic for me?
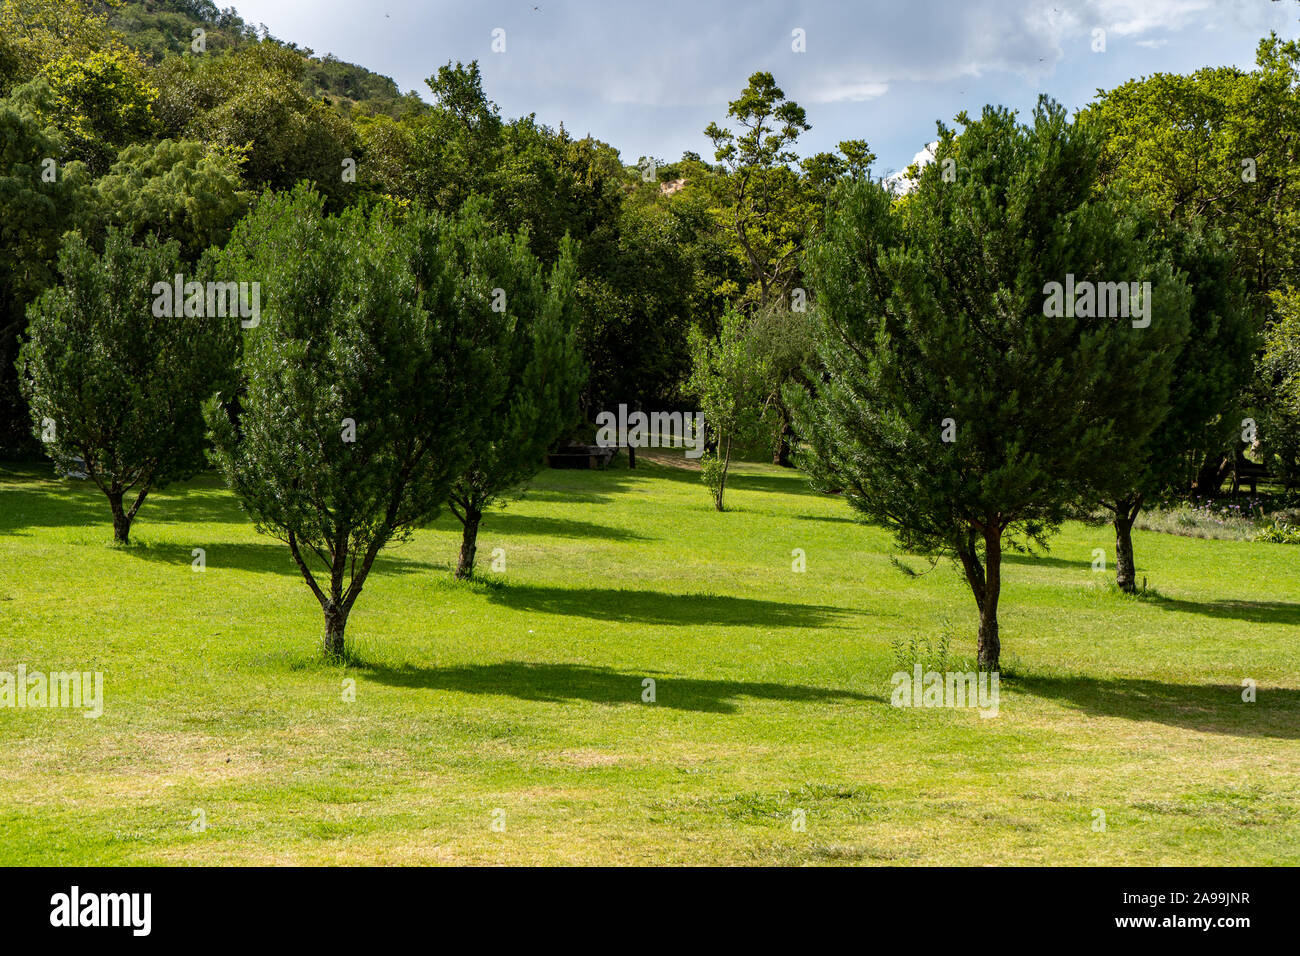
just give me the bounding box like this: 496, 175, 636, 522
705, 71, 811, 309
1087, 36, 1300, 491
705, 73, 873, 463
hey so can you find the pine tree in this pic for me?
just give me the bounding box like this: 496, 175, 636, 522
445, 203, 584, 579
790, 100, 1191, 670
204, 188, 493, 657
1097, 225, 1255, 592
19, 228, 237, 543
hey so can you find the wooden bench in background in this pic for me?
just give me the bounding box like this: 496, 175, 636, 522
546, 444, 617, 470
1233, 459, 1271, 496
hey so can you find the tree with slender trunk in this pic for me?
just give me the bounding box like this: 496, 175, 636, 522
1096, 227, 1255, 592
205, 188, 492, 658
444, 207, 584, 579
688, 305, 767, 511
19, 228, 236, 544
790, 100, 1189, 670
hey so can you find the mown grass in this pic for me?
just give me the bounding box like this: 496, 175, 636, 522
1, 457, 1297, 865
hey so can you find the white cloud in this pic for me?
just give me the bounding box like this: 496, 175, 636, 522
1092, 0, 1214, 38
884, 141, 938, 195
805, 80, 891, 104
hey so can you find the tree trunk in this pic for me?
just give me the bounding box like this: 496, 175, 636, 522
714, 436, 731, 511
1114, 514, 1137, 594
772, 411, 792, 467
957, 525, 1002, 671
977, 527, 1001, 671
456, 506, 482, 579
322, 602, 347, 659
1112, 494, 1143, 594
107, 490, 131, 544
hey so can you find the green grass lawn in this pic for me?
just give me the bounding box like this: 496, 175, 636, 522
1, 457, 1297, 865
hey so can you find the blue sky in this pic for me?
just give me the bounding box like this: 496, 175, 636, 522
228, 0, 1300, 176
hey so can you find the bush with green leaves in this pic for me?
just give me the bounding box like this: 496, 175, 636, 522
1254, 521, 1300, 545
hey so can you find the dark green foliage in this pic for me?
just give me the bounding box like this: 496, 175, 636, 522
17, 228, 237, 542
790, 100, 1191, 669
152, 41, 356, 204
1096, 224, 1257, 591
1087, 36, 1300, 493
445, 201, 585, 577
0, 85, 92, 454
204, 187, 499, 656
360, 62, 698, 415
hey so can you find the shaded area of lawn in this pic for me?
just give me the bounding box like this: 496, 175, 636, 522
1, 466, 113, 534
482, 582, 861, 629
1145, 594, 1300, 627
476, 511, 652, 541
1002, 551, 1089, 571
0, 466, 246, 535
1017, 675, 1300, 739
123, 539, 434, 578
358, 660, 883, 713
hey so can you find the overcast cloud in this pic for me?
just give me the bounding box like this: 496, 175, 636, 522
228, 0, 1299, 176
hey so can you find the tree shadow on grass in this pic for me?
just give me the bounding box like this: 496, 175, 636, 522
0, 474, 107, 534
482, 582, 859, 629
358, 660, 885, 713
1143, 594, 1300, 627
792, 512, 862, 525
477, 512, 651, 542
131, 483, 249, 526
124, 540, 431, 578
1016, 675, 1300, 739
725, 471, 824, 497
1001, 551, 1089, 571
515, 465, 659, 504
0, 467, 242, 535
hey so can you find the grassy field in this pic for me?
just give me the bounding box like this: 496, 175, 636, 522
1, 456, 1297, 865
